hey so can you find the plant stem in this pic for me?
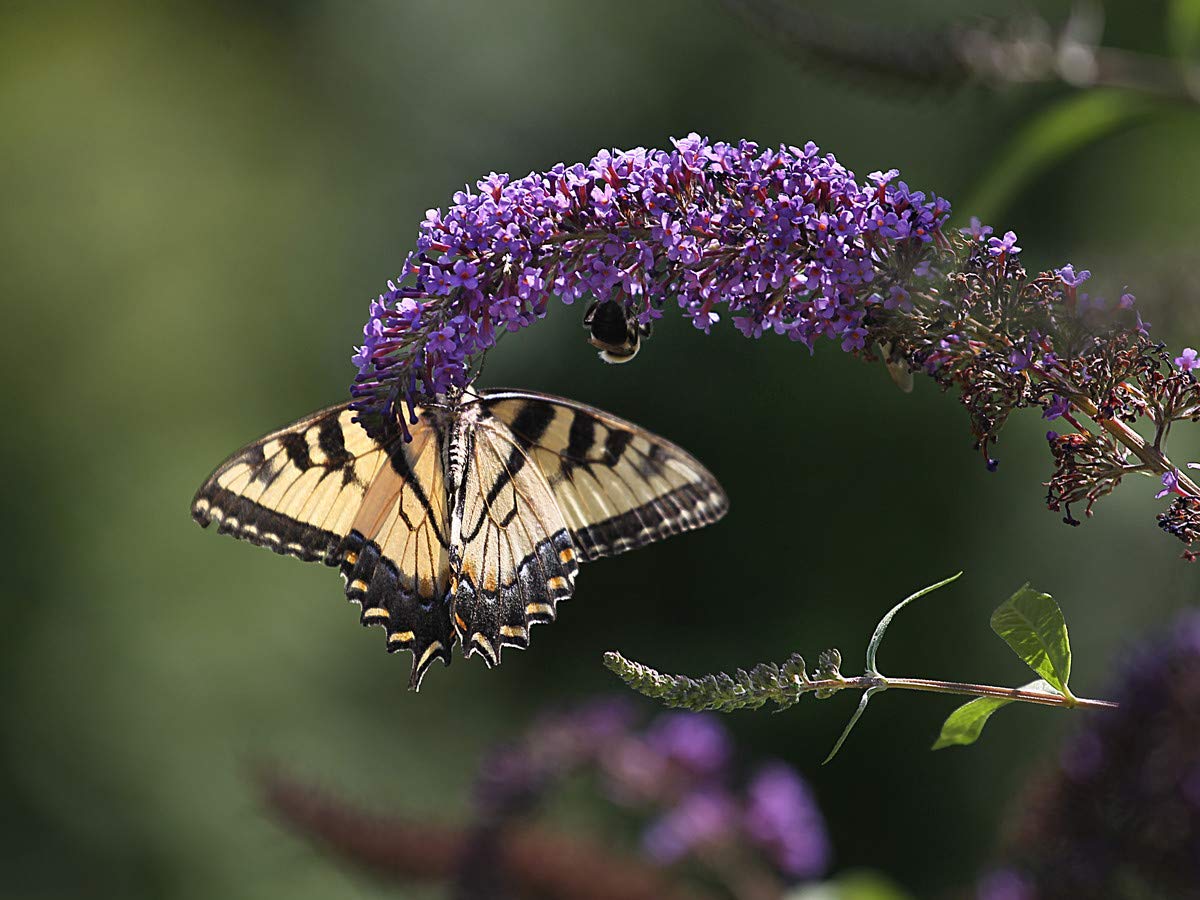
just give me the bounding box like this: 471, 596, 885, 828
878, 676, 1116, 710
1069, 393, 1200, 495
807, 674, 1116, 710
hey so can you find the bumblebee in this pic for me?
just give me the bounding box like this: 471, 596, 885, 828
583, 300, 652, 364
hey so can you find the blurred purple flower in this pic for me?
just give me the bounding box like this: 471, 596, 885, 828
1176, 347, 1199, 372
988, 612, 1200, 897
601, 734, 671, 805
743, 763, 830, 879
643, 712, 732, 778
977, 868, 1035, 900
642, 789, 739, 864
961, 216, 993, 240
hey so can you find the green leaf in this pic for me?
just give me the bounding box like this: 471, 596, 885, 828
865, 572, 961, 676
989, 585, 1075, 701
822, 685, 884, 765
959, 91, 1153, 223
1168, 0, 1200, 59
931, 679, 1054, 750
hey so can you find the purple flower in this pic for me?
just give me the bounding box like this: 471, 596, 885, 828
743, 763, 829, 880
448, 259, 479, 290
1156, 469, 1182, 499
1008, 347, 1033, 373
961, 216, 993, 240
987, 231, 1021, 258
1055, 264, 1091, 288
426, 326, 458, 356
1043, 394, 1069, 421
1176, 347, 1199, 372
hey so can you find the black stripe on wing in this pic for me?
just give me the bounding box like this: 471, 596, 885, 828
191, 404, 373, 565
192, 485, 344, 563
569, 482, 728, 560
478, 390, 729, 563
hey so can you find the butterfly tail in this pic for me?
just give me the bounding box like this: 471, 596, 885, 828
338, 530, 455, 690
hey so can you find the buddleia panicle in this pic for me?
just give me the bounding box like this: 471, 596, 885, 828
353, 134, 1200, 552
351, 134, 948, 437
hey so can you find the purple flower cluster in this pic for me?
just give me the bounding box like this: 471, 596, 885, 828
351, 134, 949, 432
476, 699, 829, 884
603, 711, 829, 880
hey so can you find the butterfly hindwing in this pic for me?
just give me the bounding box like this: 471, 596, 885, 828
338, 421, 455, 687
448, 390, 728, 664
451, 407, 579, 665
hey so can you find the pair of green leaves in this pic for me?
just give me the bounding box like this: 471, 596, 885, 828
932, 584, 1075, 750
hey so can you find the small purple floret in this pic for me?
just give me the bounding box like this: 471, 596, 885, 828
1055, 264, 1091, 288
987, 230, 1021, 258
1043, 394, 1070, 421
1156, 469, 1181, 499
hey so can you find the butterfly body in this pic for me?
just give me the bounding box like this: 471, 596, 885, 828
192, 388, 726, 688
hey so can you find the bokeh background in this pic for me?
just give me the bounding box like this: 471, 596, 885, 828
4, 1, 1200, 897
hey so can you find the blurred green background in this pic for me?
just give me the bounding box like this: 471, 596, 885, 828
4, 1, 1200, 897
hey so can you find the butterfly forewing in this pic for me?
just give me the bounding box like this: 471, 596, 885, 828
481, 392, 729, 561
191, 404, 388, 562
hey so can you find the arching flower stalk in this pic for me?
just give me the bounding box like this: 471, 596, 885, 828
350, 134, 1200, 552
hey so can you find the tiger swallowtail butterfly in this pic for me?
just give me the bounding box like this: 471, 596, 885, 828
191, 388, 727, 688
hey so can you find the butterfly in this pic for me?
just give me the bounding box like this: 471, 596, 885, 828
583, 300, 652, 363
191, 388, 727, 689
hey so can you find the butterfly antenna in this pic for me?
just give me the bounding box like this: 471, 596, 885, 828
469, 348, 491, 385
